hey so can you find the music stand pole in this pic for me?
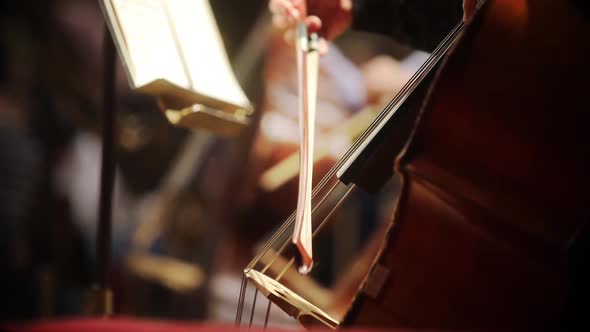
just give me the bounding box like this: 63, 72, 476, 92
86, 24, 117, 317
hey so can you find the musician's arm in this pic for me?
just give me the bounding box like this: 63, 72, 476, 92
351, 0, 463, 52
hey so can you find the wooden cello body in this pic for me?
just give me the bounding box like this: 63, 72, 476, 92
344, 0, 590, 329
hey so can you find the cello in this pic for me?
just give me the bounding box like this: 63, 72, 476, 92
237, 0, 590, 329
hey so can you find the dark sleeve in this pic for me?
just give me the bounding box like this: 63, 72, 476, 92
351, 0, 463, 52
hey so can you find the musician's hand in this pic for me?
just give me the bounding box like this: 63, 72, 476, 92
269, 0, 352, 52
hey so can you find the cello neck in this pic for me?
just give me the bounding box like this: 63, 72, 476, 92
337, 21, 464, 191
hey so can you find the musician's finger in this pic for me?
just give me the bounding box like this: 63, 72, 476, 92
269, 0, 293, 13
272, 13, 289, 29
340, 0, 352, 11
269, 0, 282, 14
291, 0, 304, 11
280, 0, 301, 20
270, 0, 299, 29
283, 29, 296, 46
305, 16, 322, 34
287, 7, 301, 21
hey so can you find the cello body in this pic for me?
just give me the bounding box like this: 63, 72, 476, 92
344, 0, 590, 329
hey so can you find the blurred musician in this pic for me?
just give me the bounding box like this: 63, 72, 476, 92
0, 0, 200, 319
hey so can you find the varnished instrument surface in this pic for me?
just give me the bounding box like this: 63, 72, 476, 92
346, 0, 590, 329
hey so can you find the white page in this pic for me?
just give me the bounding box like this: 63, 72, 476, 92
111, 0, 189, 89
165, 0, 250, 108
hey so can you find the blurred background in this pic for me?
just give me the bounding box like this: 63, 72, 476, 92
0, 0, 428, 326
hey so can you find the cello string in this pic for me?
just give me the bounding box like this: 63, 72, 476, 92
263, 300, 272, 329
238, 21, 465, 328
331, 21, 462, 189
259, 179, 342, 275
259, 258, 295, 329
254, 185, 359, 329
256, 22, 462, 269
344, 21, 463, 148
248, 289, 259, 329
248, 18, 465, 300
263, 184, 357, 284
235, 274, 248, 326
333, 21, 464, 177
275, 257, 296, 281
311, 185, 357, 238
259, 180, 340, 274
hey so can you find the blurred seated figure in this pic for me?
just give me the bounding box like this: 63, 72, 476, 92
0, 0, 205, 320
0, 1, 95, 319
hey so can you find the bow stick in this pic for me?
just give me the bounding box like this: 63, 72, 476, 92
292, 22, 319, 274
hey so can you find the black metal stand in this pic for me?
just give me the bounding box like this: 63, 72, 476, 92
86, 24, 117, 317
